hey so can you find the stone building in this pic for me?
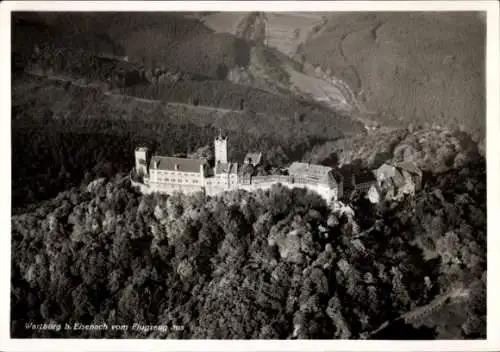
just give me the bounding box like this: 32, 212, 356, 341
132, 133, 344, 203
214, 133, 228, 164
147, 155, 208, 195
288, 162, 344, 200
243, 152, 263, 167
134, 146, 150, 177
395, 162, 423, 192
207, 161, 239, 194
374, 162, 422, 200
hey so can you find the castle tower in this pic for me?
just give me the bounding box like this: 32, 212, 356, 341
135, 146, 149, 176
214, 130, 228, 164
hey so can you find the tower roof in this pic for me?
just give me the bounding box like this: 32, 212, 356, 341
288, 162, 333, 178
215, 128, 227, 140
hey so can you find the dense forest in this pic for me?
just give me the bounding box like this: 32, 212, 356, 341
304, 126, 483, 174
11, 72, 363, 211
10, 11, 487, 340
34, 12, 240, 78
11, 157, 486, 338
13, 12, 486, 142
14, 13, 249, 80
11, 120, 318, 213
122, 79, 362, 138
301, 12, 485, 141
11, 82, 331, 211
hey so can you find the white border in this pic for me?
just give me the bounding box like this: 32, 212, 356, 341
1, 1, 499, 351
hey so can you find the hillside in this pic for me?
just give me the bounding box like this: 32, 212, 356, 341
304, 126, 482, 174
14, 12, 289, 84
10, 155, 486, 338
11, 11, 366, 211
194, 12, 487, 137
203, 12, 355, 111
12, 12, 359, 113
11, 74, 362, 210
14, 12, 229, 77
12, 14, 120, 71
300, 12, 485, 140
10, 11, 487, 341
13, 12, 486, 139
201, 12, 328, 61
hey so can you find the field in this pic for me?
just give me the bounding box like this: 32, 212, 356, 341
201, 12, 328, 58
262, 13, 327, 57
201, 12, 358, 112
200, 12, 248, 35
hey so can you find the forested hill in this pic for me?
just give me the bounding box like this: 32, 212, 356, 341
300, 12, 485, 141
11, 157, 486, 339
13, 12, 486, 143
10, 11, 486, 340
11, 75, 360, 211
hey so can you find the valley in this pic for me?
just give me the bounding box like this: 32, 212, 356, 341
9, 10, 487, 341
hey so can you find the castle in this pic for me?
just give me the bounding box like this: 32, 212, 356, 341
132, 133, 344, 203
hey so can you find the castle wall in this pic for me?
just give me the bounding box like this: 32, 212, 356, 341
131, 179, 153, 194
252, 175, 293, 184
132, 139, 340, 203
237, 180, 337, 203
150, 169, 204, 186
204, 175, 240, 196
149, 181, 204, 195
134, 178, 338, 203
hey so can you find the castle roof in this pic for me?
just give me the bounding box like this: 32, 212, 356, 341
215, 162, 238, 174
329, 169, 344, 186
375, 163, 406, 187
288, 162, 333, 179
215, 129, 227, 141
244, 152, 262, 165
151, 156, 205, 173
395, 161, 422, 175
